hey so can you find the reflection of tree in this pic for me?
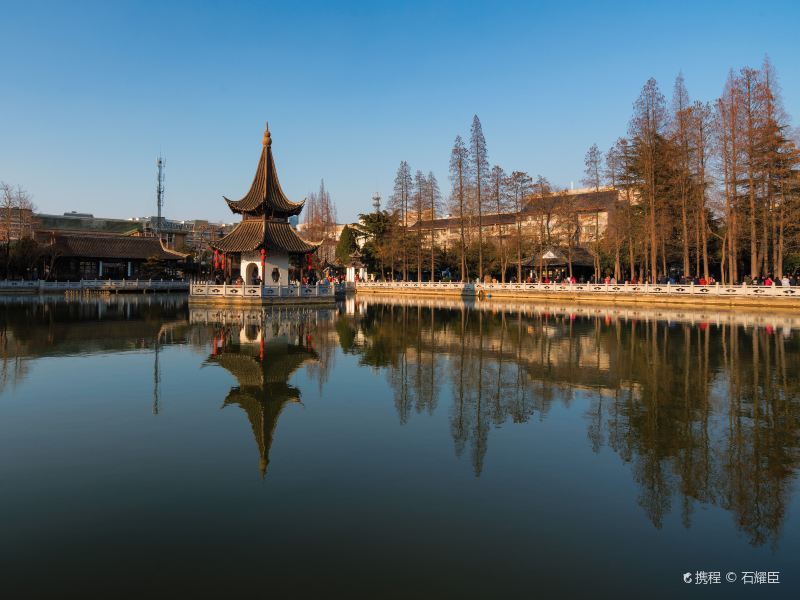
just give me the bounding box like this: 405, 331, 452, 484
343, 301, 800, 547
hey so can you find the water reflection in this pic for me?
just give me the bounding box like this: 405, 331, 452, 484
200, 310, 321, 477
342, 298, 800, 547
1, 294, 798, 551
0, 295, 188, 394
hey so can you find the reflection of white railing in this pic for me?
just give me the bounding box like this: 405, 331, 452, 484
0, 279, 188, 292
189, 282, 344, 299
356, 295, 800, 331
357, 281, 800, 298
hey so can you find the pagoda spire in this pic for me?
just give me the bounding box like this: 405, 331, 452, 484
262, 121, 271, 147
222, 120, 305, 217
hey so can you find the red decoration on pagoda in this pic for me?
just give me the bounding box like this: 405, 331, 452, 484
221, 253, 226, 269
306, 253, 313, 269
260, 247, 266, 270
213, 249, 219, 270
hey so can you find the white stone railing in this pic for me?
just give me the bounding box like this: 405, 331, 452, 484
357, 280, 800, 298
189, 281, 344, 299
357, 281, 478, 293
0, 279, 188, 292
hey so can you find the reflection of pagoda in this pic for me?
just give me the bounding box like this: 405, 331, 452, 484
208, 337, 317, 477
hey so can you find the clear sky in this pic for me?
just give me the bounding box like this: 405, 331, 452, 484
2, 0, 798, 224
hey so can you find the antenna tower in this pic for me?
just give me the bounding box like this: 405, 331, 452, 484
156, 155, 166, 237
372, 192, 381, 212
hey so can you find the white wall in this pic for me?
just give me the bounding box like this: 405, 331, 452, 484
240, 250, 290, 285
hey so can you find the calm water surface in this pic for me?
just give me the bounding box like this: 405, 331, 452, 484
1, 294, 798, 598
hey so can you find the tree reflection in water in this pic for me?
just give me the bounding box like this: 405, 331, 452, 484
343, 298, 800, 547
1, 295, 797, 549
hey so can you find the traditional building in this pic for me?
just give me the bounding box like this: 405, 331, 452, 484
209, 123, 318, 284
345, 250, 367, 282
408, 187, 618, 252
38, 232, 187, 280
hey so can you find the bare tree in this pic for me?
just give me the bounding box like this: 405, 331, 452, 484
449, 136, 469, 281
489, 165, 510, 282
508, 171, 531, 282
1, 182, 36, 278
582, 143, 603, 191
426, 171, 442, 281
470, 115, 489, 281
629, 78, 667, 282
670, 73, 693, 277
390, 161, 412, 280
413, 170, 426, 282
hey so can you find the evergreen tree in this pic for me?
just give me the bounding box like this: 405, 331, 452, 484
335, 225, 358, 265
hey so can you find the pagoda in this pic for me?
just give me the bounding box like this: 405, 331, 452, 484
210, 122, 317, 285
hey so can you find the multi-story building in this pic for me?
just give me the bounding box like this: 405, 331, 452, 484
408, 187, 617, 252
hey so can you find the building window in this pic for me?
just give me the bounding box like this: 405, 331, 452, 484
79, 261, 98, 279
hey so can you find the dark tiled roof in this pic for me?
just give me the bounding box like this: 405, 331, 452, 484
44, 233, 187, 260
209, 220, 318, 254
410, 190, 618, 230
522, 246, 595, 267
410, 212, 516, 230
224, 138, 305, 217
523, 189, 617, 214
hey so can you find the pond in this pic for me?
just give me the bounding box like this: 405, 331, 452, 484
1, 294, 798, 597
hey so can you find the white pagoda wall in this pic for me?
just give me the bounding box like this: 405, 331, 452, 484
241, 250, 290, 285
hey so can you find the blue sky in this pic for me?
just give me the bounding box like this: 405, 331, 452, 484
1, 0, 798, 223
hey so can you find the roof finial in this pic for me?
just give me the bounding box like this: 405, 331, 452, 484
262, 121, 271, 147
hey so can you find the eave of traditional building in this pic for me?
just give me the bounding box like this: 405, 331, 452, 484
209, 220, 318, 254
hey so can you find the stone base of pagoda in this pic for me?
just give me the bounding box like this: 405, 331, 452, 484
189, 282, 344, 305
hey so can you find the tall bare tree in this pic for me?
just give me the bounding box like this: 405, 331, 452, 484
426, 171, 442, 281
390, 161, 412, 280
413, 170, 426, 282
449, 136, 469, 281
489, 165, 510, 282
671, 73, 693, 277
508, 171, 532, 282
469, 115, 489, 281
629, 78, 667, 282
582, 143, 603, 191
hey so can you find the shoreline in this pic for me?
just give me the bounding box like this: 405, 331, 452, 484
356, 284, 800, 311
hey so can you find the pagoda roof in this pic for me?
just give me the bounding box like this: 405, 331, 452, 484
209, 220, 318, 254
223, 123, 305, 218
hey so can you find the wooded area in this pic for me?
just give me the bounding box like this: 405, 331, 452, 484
359, 58, 800, 284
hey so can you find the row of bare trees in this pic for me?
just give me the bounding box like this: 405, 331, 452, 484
600, 58, 800, 283
0, 182, 38, 278
376, 59, 799, 284
301, 179, 338, 264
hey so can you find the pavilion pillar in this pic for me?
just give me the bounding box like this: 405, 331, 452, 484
98, 260, 103, 278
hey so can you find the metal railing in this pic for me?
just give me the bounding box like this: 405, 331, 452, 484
357, 280, 800, 298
